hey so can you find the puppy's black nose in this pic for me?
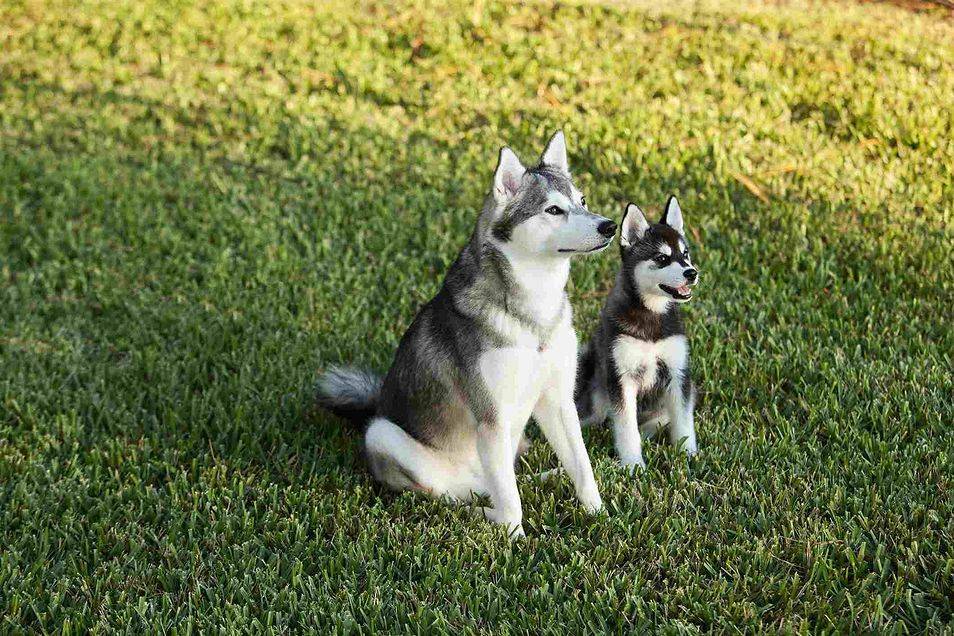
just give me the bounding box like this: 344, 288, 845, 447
598, 220, 617, 238
684, 268, 698, 282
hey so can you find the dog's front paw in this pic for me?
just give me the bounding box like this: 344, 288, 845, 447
581, 495, 605, 516
620, 455, 646, 473
477, 506, 525, 538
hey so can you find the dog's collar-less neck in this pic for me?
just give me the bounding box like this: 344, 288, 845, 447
481, 246, 569, 347
609, 270, 685, 342
504, 293, 566, 348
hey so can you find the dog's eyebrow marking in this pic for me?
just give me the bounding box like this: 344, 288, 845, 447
545, 191, 572, 210
658, 244, 672, 256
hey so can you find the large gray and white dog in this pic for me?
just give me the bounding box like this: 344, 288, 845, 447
575, 197, 699, 470
317, 132, 616, 536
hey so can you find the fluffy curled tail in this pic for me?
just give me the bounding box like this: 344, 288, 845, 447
316, 365, 382, 425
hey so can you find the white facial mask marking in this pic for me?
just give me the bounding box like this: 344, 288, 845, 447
544, 191, 572, 211
505, 190, 609, 256
632, 258, 692, 312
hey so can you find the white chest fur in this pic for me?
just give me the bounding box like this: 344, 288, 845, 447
612, 334, 688, 394
478, 314, 575, 419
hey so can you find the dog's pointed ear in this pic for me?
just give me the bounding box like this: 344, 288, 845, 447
660, 195, 684, 234
493, 147, 526, 203
540, 130, 569, 174
621, 203, 649, 247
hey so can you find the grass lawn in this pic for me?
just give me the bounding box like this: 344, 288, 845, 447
1, 0, 952, 631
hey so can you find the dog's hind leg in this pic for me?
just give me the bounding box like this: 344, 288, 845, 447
365, 417, 482, 500
576, 379, 610, 428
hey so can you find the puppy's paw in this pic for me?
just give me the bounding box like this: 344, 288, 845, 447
672, 435, 697, 457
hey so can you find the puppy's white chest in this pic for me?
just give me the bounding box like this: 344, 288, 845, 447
613, 335, 688, 393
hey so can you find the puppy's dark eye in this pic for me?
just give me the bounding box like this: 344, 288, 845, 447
653, 254, 670, 265
580, 197, 586, 208
545, 206, 564, 216
683, 250, 690, 259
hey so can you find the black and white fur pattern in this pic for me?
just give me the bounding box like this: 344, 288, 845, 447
575, 196, 699, 470
318, 132, 617, 537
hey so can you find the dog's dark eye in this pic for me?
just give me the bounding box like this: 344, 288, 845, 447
653, 254, 670, 265
580, 197, 586, 208
683, 249, 690, 259
545, 206, 564, 216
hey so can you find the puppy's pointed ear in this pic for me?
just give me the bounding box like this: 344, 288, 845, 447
660, 195, 684, 234
540, 130, 569, 174
620, 203, 649, 247
493, 147, 526, 203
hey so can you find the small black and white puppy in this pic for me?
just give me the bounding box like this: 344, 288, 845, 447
575, 196, 699, 469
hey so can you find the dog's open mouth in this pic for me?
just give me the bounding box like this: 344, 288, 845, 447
559, 240, 612, 254
659, 284, 692, 300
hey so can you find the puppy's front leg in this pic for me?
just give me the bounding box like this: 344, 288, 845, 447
666, 376, 697, 456
476, 420, 524, 537
532, 391, 603, 514
612, 377, 645, 470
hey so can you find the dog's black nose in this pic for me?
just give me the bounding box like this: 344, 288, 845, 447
684, 268, 698, 282
598, 220, 617, 238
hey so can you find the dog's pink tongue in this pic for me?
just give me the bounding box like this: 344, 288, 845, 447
677, 285, 690, 295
